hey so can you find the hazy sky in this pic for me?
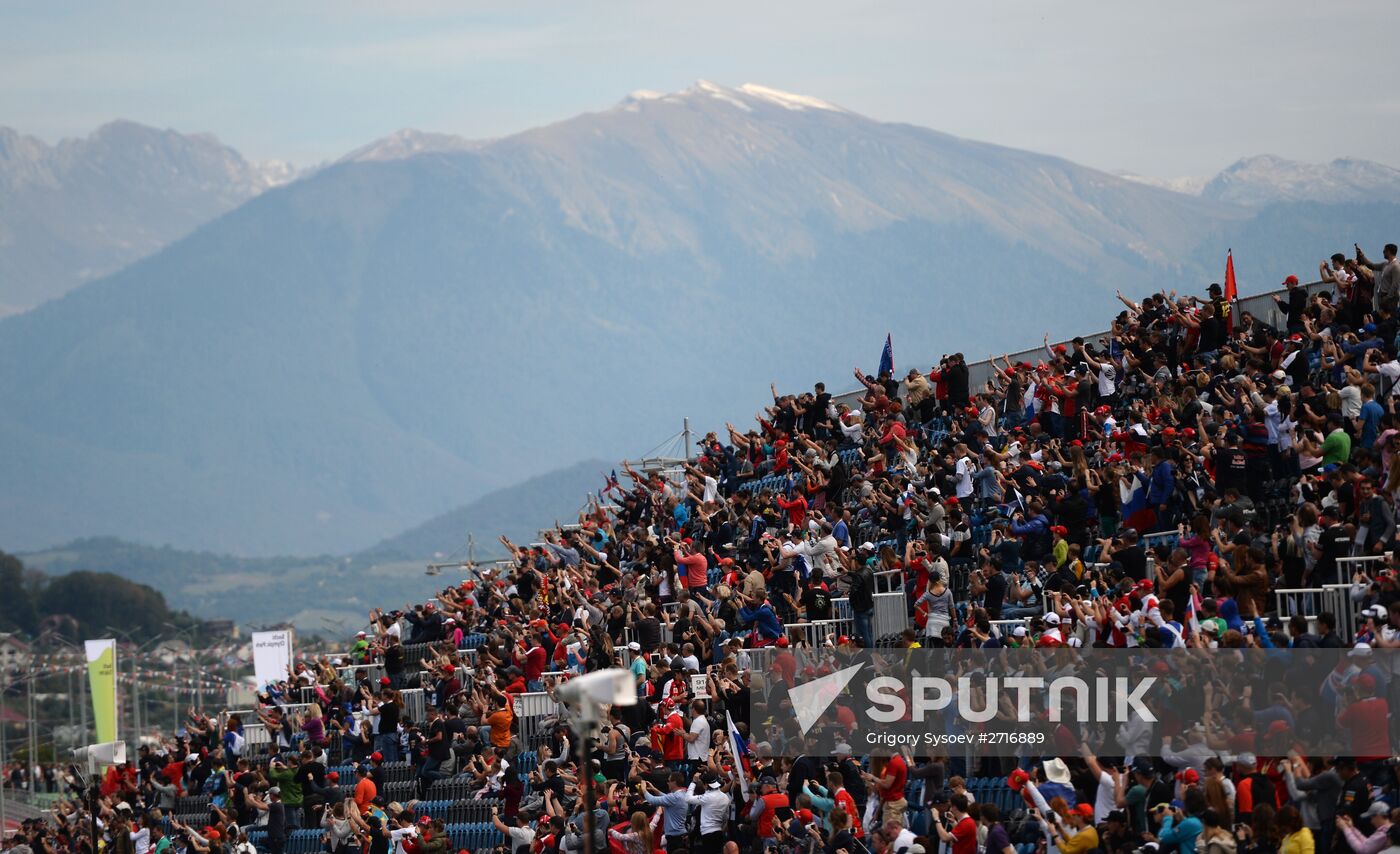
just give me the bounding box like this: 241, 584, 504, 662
4, 0, 1396, 177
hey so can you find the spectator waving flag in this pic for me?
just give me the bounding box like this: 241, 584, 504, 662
725, 710, 751, 801
1186, 588, 1202, 638
601, 469, 621, 496
878, 333, 894, 377
1223, 249, 1238, 334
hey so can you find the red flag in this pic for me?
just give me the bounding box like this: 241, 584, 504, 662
1223, 250, 1237, 334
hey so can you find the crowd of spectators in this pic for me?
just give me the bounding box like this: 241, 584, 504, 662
6, 242, 1400, 854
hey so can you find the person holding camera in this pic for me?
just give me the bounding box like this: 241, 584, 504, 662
929, 794, 977, 854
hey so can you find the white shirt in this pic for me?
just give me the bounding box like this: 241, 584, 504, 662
1378, 360, 1400, 395
840, 414, 864, 443
1093, 770, 1116, 822
1096, 364, 1116, 397
389, 827, 419, 854
130, 827, 152, 854
1340, 385, 1362, 419
702, 475, 719, 504
955, 456, 975, 499
687, 714, 711, 760
687, 784, 731, 834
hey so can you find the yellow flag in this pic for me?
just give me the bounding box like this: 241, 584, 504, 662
85, 639, 118, 743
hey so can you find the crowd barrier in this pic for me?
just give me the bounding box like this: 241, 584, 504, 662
1272, 554, 1386, 641
784, 617, 855, 648
872, 591, 907, 641
511, 691, 565, 751
401, 687, 427, 725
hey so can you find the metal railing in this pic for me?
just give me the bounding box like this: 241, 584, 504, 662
511, 691, 565, 750
783, 617, 856, 648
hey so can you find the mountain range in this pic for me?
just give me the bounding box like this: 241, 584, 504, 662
1117, 154, 1400, 206
3, 80, 1399, 560
0, 120, 295, 314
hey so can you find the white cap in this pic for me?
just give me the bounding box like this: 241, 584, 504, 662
627, 641, 641, 651
1348, 642, 1373, 657
1044, 612, 1061, 625
1012, 626, 1028, 638
859, 542, 876, 552
1066, 637, 1083, 648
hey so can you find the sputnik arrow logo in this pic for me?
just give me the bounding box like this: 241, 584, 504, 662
789, 663, 864, 735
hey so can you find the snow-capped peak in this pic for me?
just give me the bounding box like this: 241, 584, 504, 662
616, 81, 848, 114
737, 83, 846, 113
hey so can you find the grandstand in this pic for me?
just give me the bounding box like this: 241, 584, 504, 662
8, 243, 1400, 854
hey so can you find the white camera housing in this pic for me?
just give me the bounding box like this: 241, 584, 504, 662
554, 668, 637, 709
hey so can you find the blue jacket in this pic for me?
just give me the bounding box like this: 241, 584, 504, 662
1147, 460, 1176, 505
1157, 814, 1202, 854
739, 603, 783, 639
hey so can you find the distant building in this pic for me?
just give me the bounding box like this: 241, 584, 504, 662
0, 633, 32, 674
201, 619, 237, 639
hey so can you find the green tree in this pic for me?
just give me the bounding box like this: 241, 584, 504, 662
0, 550, 37, 633
36, 571, 176, 642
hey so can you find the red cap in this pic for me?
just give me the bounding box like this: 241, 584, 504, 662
1284, 274, 1299, 285
776, 636, 789, 648
419, 816, 432, 826
1073, 803, 1095, 818
795, 809, 815, 823
379, 677, 391, 686
1176, 768, 1199, 784
327, 771, 340, 781
1137, 579, 1155, 590
945, 497, 959, 505
1054, 344, 1067, 354
1007, 768, 1030, 792
835, 635, 852, 646
442, 664, 455, 674
371, 751, 384, 762
1050, 525, 1067, 536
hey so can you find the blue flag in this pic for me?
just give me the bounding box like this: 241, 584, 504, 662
726, 710, 751, 801
878, 333, 894, 376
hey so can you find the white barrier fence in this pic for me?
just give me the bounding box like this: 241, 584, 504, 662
511, 691, 565, 750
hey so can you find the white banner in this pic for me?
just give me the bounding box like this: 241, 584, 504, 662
251, 630, 294, 690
